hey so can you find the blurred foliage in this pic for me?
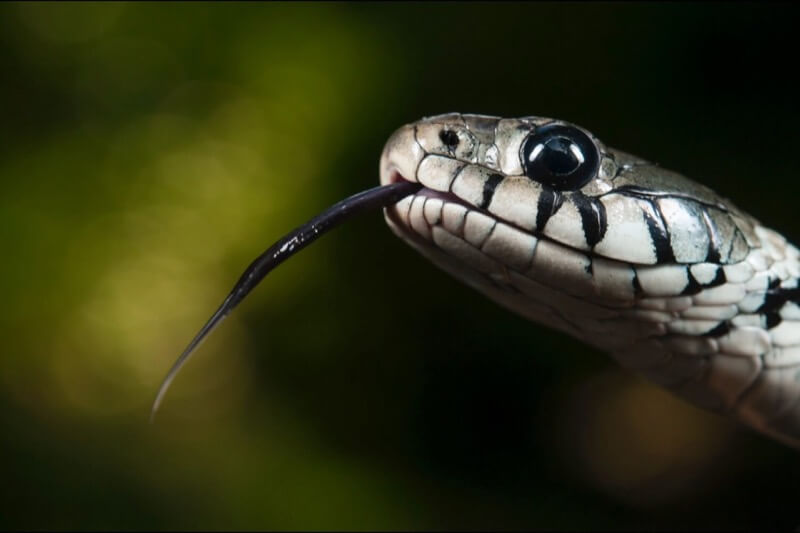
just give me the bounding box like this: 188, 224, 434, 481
1, 2, 799, 530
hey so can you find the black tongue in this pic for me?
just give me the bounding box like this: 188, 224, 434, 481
150, 180, 422, 420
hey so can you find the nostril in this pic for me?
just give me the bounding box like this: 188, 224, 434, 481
439, 129, 459, 148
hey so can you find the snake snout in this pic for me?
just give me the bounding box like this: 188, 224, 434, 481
380, 124, 423, 187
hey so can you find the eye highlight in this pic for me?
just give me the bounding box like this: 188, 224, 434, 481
520, 124, 599, 191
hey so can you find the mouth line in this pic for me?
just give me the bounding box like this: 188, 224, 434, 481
387, 169, 595, 261
387, 168, 480, 209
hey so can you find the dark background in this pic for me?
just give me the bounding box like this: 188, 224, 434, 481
1, 2, 799, 530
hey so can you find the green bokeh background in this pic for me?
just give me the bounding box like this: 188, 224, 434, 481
2, 2, 799, 530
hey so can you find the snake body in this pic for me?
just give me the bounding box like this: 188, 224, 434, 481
379, 113, 800, 448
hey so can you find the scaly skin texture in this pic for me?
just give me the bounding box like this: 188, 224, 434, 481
379, 113, 800, 449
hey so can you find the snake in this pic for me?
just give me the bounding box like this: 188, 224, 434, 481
152, 113, 800, 451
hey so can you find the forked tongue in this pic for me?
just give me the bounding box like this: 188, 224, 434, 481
150, 181, 421, 421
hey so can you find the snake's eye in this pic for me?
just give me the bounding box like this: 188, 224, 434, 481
520, 124, 599, 191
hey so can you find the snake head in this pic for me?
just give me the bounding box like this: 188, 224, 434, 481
380, 114, 762, 312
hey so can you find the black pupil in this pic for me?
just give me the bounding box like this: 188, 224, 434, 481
440, 129, 459, 147
539, 137, 580, 175
520, 124, 598, 191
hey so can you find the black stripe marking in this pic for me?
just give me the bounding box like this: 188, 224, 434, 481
703, 267, 727, 289
758, 286, 800, 314
681, 270, 703, 296
700, 209, 722, 264
641, 199, 675, 263
632, 270, 643, 295
535, 187, 564, 231
573, 193, 608, 248
480, 173, 504, 210
765, 312, 782, 329
703, 321, 731, 338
